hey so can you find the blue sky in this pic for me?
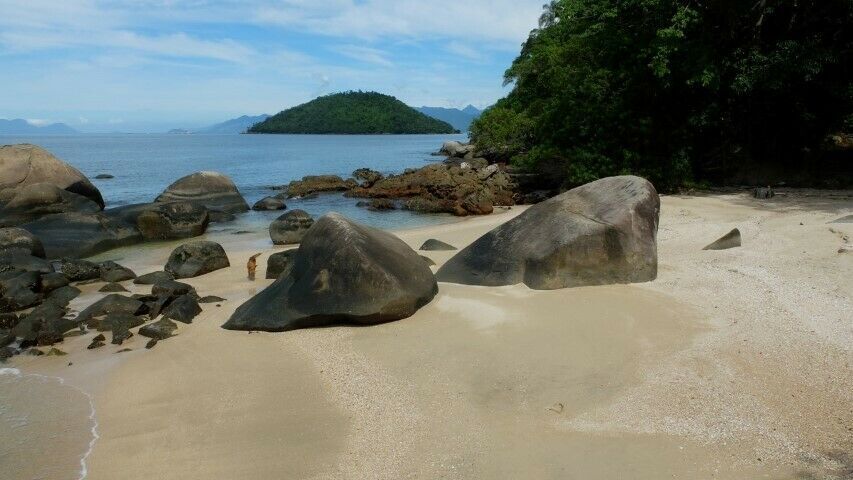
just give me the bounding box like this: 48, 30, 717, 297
0, 0, 545, 132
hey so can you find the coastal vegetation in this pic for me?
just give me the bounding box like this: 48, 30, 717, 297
249, 91, 458, 134
471, 0, 853, 190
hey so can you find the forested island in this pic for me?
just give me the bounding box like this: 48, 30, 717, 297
249, 91, 458, 134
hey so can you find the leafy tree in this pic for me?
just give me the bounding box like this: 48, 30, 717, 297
250, 91, 458, 134
471, 0, 853, 190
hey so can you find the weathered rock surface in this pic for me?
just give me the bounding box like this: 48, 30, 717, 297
436, 176, 660, 289
139, 318, 178, 340
133, 271, 174, 285
252, 196, 287, 211
21, 212, 142, 259
266, 250, 297, 279
0, 144, 104, 208
703, 228, 742, 250
420, 239, 457, 251
76, 294, 145, 327
352, 168, 384, 187
155, 171, 249, 217
439, 141, 475, 158
0, 252, 51, 275
0, 227, 45, 257
151, 279, 197, 299
279, 175, 357, 198
57, 258, 100, 282
0, 183, 101, 226
99, 261, 136, 282
109, 202, 210, 240
46, 285, 80, 307
99, 282, 129, 293
164, 241, 230, 279
224, 213, 438, 332
161, 295, 202, 324
270, 210, 314, 245
39, 272, 69, 293
0, 270, 42, 312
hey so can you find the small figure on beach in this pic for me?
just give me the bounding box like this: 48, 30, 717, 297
247, 253, 262, 281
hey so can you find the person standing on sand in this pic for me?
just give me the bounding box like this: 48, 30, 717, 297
247, 253, 262, 280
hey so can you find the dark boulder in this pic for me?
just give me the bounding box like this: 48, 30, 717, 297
46, 286, 81, 308
199, 295, 226, 304
57, 258, 100, 282
95, 174, 114, 180
139, 318, 178, 340
155, 171, 248, 216
266, 250, 297, 279
436, 176, 660, 290
0, 183, 101, 226
133, 271, 174, 285
99, 282, 129, 293
269, 210, 314, 245
419, 239, 457, 251
224, 213, 438, 332
99, 261, 136, 282
753, 187, 775, 199
420, 255, 436, 266
111, 324, 133, 345
151, 280, 197, 299
252, 196, 287, 211
0, 270, 42, 312
0, 144, 104, 209
0, 252, 51, 274
161, 295, 202, 324
0, 312, 18, 329
136, 202, 210, 240
21, 212, 142, 259
0, 227, 45, 257
98, 312, 145, 333
39, 272, 70, 293
703, 229, 742, 251
76, 294, 145, 328
164, 241, 230, 279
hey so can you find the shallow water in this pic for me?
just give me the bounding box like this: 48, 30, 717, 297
0, 133, 469, 230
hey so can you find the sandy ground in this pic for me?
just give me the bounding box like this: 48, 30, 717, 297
10, 190, 853, 480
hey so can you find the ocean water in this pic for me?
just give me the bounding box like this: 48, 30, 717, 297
0, 133, 469, 230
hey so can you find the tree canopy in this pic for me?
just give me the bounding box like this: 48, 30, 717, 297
471, 0, 853, 190
249, 91, 458, 135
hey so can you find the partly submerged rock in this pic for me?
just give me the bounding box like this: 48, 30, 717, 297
155, 171, 249, 217
269, 210, 314, 245
21, 212, 142, 259
252, 196, 287, 211
281, 175, 357, 198
224, 213, 438, 332
436, 176, 660, 289
164, 241, 230, 279
0, 144, 104, 208
352, 168, 384, 187
135, 202, 210, 240
266, 250, 297, 279
419, 239, 457, 251
703, 228, 742, 251
0, 227, 45, 258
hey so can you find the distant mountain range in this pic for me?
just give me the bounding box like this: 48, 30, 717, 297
0, 119, 78, 134
416, 105, 482, 132
196, 114, 270, 134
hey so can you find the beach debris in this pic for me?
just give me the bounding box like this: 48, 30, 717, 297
753, 187, 775, 199
224, 213, 437, 332
161, 295, 202, 324
266, 250, 297, 279
247, 253, 261, 281
703, 228, 742, 251
99, 261, 136, 282
133, 271, 174, 285
155, 171, 249, 219
165, 241, 230, 279
419, 239, 457, 251
252, 196, 287, 211
139, 318, 178, 340
436, 176, 659, 289
99, 282, 129, 293
199, 295, 226, 304
270, 210, 314, 245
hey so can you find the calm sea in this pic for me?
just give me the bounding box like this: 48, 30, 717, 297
0, 133, 469, 230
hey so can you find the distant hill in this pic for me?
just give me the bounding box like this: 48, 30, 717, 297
198, 114, 270, 134
0, 119, 77, 134
249, 91, 458, 134
416, 105, 482, 132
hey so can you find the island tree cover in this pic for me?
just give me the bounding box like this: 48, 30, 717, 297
471, 0, 853, 190
250, 91, 458, 134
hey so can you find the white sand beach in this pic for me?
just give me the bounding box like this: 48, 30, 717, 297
9, 190, 853, 480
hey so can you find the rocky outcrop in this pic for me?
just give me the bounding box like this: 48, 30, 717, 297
164, 241, 230, 279
0, 183, 101, 226
155, 171, 249, 218
0, 144, 104, 208
703, 229, 742, 250
109, 202, 210, 240
252, 196, 287, 211
224, 213, 438, 332
439, 141, 475, 158
270, 210, 314, 245
279, 175, 357, 198
0, 227, 45, 257
436, 176, 660, 289
21, 212, 142, 259
266, 250, 297, 279
352, 168, 384, 187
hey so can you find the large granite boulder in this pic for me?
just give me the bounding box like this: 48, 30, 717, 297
164, 241, 230, 278
21, 212, 142, 259
224, 213, 438, 332
0, 183, 101, 226
0, 144, 104, 208
269, 210, 314, 245
0, 227, 45, 257
439, 141, 475, 158
436, 176, 660, 289
155, 171, 248, 218
109, 202, 210, 240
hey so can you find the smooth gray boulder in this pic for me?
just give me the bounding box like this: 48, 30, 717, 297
436, 176, 660, 289
0, 144, 104, 208
21, 212, 142, 259
0, 183, 101, 226
164, 241, 230, 279
109, 202, 210, 240
703, 228, 742, 250
269, 209, 314, 245
266, 250, 297, 279
155, 171, 248, 217
419, 239, 457, 251
0, 227, 45, 257
252, 196, 287, 211
224, 213, 438, 332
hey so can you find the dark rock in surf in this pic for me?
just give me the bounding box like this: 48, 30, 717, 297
252, 196, 287, 211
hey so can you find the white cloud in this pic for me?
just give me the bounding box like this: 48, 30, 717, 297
25, 118, 51, 126
335, 44, 393, 67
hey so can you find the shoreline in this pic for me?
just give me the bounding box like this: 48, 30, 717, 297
5, 190, 852, 479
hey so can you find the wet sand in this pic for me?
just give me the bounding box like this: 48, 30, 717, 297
8, 191, 853, 479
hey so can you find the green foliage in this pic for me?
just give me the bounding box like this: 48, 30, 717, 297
471, 0, 853, 190
250, 91, 458, 134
